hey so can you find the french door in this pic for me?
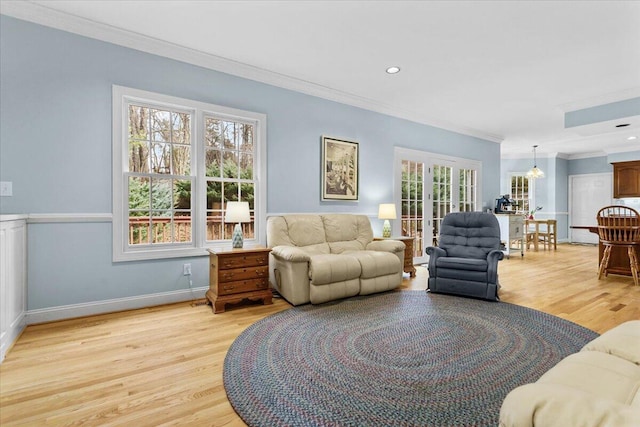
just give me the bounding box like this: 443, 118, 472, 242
431, 160, 479, 246
395, 148, 481, 264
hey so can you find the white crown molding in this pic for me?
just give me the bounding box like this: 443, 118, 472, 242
603, 144, 640, 155
558, 87, 640, 113
500, 151, 562, 160
0, 1, 503, 144
566, 152, 608, 160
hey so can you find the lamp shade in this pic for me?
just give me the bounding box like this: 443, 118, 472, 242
225, 201, 251, 223
526, 145, 545, 179
378, 203, 397, 220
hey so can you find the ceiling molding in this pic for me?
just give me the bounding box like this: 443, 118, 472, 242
0, 1, 503, 144
566, 152, 608, 160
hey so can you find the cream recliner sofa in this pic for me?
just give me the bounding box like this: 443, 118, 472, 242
499, 320, 640, 427
267, 214, 405, 305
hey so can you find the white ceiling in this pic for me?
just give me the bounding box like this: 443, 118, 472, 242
2, 0, 640, 158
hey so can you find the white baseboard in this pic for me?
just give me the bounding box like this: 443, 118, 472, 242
0, 312, 27, 363
26, 287, 208, 324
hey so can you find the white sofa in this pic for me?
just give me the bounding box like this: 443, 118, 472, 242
499, 320, 640, 427
267, 214, 405, 305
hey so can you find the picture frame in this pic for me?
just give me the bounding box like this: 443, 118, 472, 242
321, 136, 359, 201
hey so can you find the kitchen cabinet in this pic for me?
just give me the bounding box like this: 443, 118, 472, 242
496, 214, 524, 258
613, 160, 640, 198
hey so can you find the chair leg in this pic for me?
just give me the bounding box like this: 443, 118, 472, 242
628, 247, 640, 286
598, 246, 612, 279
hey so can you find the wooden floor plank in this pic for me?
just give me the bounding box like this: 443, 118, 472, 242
1, 243, 638, 426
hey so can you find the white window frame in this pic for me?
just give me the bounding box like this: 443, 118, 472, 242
508, 172, 535, 214
112, 85, 267, 262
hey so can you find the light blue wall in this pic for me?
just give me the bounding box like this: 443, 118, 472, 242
0, 16, 500, 311
608, 150, 640, 164
565, 97, 640, 128
567, 156, 612, 175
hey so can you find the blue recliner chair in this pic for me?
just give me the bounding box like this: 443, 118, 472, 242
426, 211, 504, 301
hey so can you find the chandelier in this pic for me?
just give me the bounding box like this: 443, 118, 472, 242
526, 145, 545, 179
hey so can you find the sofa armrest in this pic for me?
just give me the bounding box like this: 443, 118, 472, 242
271, 245, 311, 262
499, 383, 640, 427
426, 246, 447, 276
366, 240, 405, 254
486, 249, 504, 283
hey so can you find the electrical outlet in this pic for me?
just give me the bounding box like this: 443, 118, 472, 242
183, 263, 192, 276
0, 181, 12, 197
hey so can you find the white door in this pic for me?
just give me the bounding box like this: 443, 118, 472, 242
569, 173, 612, 244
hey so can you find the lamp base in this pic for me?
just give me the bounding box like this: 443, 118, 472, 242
382, 220, 391, 238
232, 223, 244, 248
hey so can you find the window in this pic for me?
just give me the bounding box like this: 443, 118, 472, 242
113, 86, 266, 261
510, 174, 531, 214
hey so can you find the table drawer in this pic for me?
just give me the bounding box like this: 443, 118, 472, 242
218, 265, 269, 282
218, 253, 268, 269
218, 278, 269, 295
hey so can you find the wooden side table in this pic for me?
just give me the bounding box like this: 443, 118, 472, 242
206, 247, 273, 314
374, 236, 416, 277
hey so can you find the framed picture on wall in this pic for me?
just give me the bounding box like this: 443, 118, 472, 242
321, 136, 359, 201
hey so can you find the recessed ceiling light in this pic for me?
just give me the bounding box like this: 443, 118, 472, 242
386, 66, 401, 74
628, 136, 638, 140
615, 123, 630, 128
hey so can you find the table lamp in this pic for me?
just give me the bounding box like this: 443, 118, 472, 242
378, 203, 397, 238
225, 201, 251, 248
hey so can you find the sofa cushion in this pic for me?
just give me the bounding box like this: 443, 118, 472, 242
329, 240, 367, 253
436, 257, 488, 271
536, 351, 640, 406
581, 320, 640, 365
308, 254, 362, 286
322, 214, 373, 248
267, 215, 328, 248
344, 250, 401, 279
439, 212, 501, 259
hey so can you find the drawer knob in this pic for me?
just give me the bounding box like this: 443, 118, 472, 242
223, 285, 235, 291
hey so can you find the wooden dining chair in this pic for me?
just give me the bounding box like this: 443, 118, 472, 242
525, 219, 557, 251
538, 219, 557, 250
596, 206, 640, 286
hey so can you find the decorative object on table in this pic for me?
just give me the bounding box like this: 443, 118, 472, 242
224, 201, 251, 248
223, 292, 597, 427
495, 194, 515, 213
526, 144, 545, 179
321, 136, 359, 201
528, 205, 543, 220
378, 203, 396, 238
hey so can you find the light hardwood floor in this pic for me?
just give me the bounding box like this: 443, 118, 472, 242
1, 243, 639, 426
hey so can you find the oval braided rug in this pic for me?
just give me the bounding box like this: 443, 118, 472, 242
224, 291, 598, 426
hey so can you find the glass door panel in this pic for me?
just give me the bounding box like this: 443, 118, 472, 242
401, 160, 425, 260
432, 164, 453, 246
